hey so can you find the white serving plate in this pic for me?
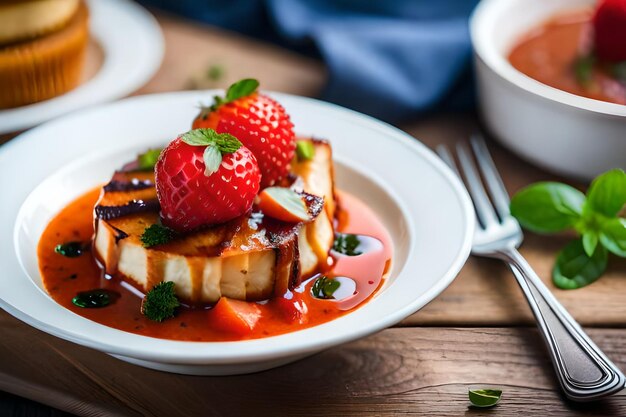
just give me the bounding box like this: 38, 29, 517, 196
0, 91, 474, 375
0, 0, 163, 134
471, 0, 626, 182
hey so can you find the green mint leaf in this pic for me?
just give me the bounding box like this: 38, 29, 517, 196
296, 140, 315, 161
141, 224, 174, 248
582, 231, 599, 257
469, 389, 502, 408
311, 276, 341, 299
181, 129, 213, 146
203, 145, 222, 176
137, 148, 162, 171
613, 61, 626, 82
586, 169, 626, 218
225, 78, 259, 102
54, 241, 85, 257
553, 240, 608, 289
72, 289, 113, 308
181, 129, 241, 155
333, 233, 363, 256
574, 55, 594, 86
510, 182, 585, 233
141, 281, 180, 322
599, 218, 626, 257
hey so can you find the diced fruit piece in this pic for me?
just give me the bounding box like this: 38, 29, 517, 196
209, 297, 262, 335
593, 0, 626, 62
192, 79, 296, 188
155, 129, 261, 232
257, 187, 317, 223
275, 293, 309, 324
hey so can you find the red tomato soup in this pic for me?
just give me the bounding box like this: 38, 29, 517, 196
37, 188, 393, 342
508, 10, 626, 105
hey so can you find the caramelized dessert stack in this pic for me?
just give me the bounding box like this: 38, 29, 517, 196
94, 140, 335, 304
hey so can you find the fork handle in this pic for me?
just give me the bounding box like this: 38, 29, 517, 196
499, 248, 625, 402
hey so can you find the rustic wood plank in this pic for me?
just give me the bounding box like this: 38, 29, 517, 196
0, 312, 623, 416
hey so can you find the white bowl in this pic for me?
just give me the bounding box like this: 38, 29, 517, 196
0, 91, 474, 375
471, 0, 626, 182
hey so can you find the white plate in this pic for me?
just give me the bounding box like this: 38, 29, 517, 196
0, 0, 163, 134
0, 91, 474, 375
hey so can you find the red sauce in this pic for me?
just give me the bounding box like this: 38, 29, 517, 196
508, 10, 626, 105
37, 188, 392, 342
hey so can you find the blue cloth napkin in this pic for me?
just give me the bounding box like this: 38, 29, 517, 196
139, 0, 478, 122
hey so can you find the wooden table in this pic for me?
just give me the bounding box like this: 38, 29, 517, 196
2, 11, 625, 416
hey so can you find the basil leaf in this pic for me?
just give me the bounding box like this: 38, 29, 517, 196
599, 218, 626, 257
553, 240, 607, 289
333, 233, 363, 256
311, 276, 341, 299
586, 169, 626, 217
72, 289, 113, 308
226, 78, 259, 102
510, 183, 585, 233
468, 389, 502, 408
582, 231, 599, 257
203, 145, 223, 176
54, 241, 85, 257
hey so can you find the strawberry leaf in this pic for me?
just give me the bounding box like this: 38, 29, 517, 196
226, 78, 259, 102
203, 145, 223, 176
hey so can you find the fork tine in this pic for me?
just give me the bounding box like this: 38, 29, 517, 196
456, 142, 499, 228
470, 134, 510, 218
435, 144, 460, 177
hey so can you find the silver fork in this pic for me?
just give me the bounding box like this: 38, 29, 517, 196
437, 134, 625, 402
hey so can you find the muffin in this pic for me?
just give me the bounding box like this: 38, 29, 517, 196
0, 0, 89, 109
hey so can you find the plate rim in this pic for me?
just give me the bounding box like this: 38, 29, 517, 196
0, 91, 474, 364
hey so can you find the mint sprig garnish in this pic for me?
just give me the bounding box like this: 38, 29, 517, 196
141, 224, 175, 248
296, 140, 315, 161
141, 281, 180, 322
180, 128, 242, 176
137, 148, 162, 171
510, 169, 626, 289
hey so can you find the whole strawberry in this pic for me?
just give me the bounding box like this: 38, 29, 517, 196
593, 0, 626, 62
192, 79, 295, 188
155, 128, 261, 232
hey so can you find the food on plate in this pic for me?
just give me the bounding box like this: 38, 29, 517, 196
0, 0, 88, 109
37, 79, 393, 341
508, 0, 626, 105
